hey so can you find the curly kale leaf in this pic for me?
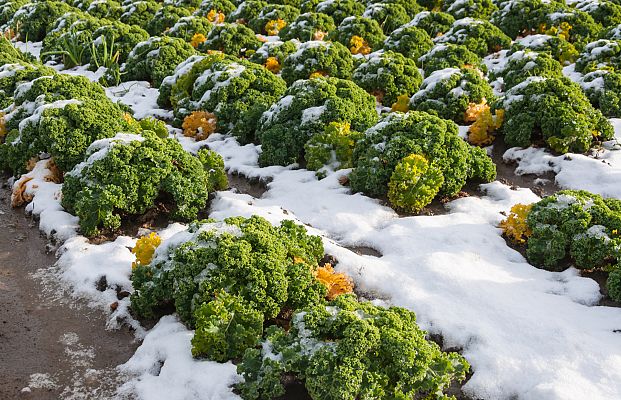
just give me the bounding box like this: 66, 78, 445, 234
257, 77, 377, 167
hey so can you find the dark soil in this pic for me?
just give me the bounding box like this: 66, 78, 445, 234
491, 136, 557, 198
347, 246, 382, 257
0, 184, 138, 400
227, 172, 269, 198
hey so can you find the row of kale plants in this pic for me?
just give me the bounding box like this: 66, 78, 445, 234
2, 0, 621, 397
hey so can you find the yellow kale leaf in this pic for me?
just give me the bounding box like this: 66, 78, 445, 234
264, 56, 281, 73
190, 33, 207, 48
350, 35, 371, 55
499, 203, 533, 244
207, 9, 225, 24
265, 19, 287, 36
315, 264, 354, 300
182, 111, 217, 141
391, 94, 410, 113
132, 232, 162, 269
467, 102, 504, 146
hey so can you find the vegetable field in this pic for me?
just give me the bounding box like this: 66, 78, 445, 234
1, 0, 621, 398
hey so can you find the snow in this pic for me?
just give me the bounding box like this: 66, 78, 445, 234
54, 65, 107, 82
502, 76, 546, 109
13, 41, 43, 59
562, 63, 582, 83
286, 40, 328, 70
503, 119, 621, 199
0, 63, 25, 80
435, 18, 485, 45
160, 55, 205, 91
10, 159, 78, 242
18, 99, 82, 138
105, 81, 173, 120
410, 67, 460, 102
300, 105, 326, 125
116, 316, 241, 400
516, 34, 553, 48
258, 93, 295, 126
67, 132, 145, 178
576, 40, 621, 70
579, 70, 607, 92
195, 62, 247, 105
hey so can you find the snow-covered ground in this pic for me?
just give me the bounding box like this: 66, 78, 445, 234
9, 42, 621, 400
504, 120, 621, 199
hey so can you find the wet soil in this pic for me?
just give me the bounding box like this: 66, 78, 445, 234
227, 172, 269, 198
346, 246, 382, 257
0, 184, 138, 399
490, 136, 558, 198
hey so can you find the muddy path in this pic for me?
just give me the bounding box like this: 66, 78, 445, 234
0, 184, 138, 400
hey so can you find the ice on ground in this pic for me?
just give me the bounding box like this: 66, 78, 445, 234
503, 119, 621, 198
